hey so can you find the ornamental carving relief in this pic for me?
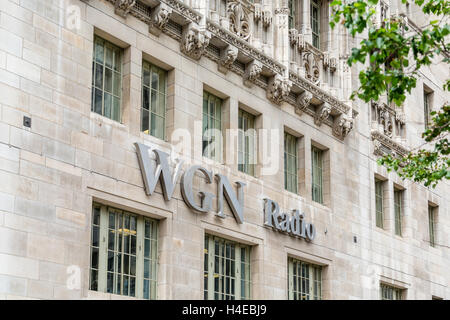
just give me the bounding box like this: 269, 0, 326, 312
181, 24, 211, 60
244, 60, 263, 87
295, 91, 313, 115
333, 114, 354, 139
114, 0, 136, 18
267, 75, 292, 105
218, 45, 238, 74
314, 103, 331, 126
227, 1, 252, 41
148, 3, 172, 36
254, 4, 272, 27
289, 29, 298, 46
303, 51, 321, 85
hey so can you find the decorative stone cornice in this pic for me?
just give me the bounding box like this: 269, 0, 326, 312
218, 45, 238, 74
148, 2, 172, 36
160, 0, 201, 24
314, 103, 331, 126
371, 130, 409, 157
333, 114, 354, 139
206, 20, 285, 75
181, 23, 211, 60
267, 75, 292, 105
295, 91, 313, 115
103, 0, 358, 140
243, 60, 263, 87
289, 71, 351, 116
114, 0, 136, 18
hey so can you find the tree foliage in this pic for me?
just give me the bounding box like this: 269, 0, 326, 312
330, 0, 449, 187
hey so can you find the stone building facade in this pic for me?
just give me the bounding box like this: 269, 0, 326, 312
0, 0, 448, 300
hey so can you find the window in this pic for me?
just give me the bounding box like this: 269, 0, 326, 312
375, 179, 384, 228
92, 36, 122, 121
288, 257, 322, 300
311, 146, 323, 204
204, 234, 251, 300
238, 109, 256, 176
288, 0, 297, 29
428, 205, 436, 247
394, 188, 403, 236
142, 61, 167, 140
284, 132, 298, 193
89, 203, 158, 299
380, 284, 403, 300
310, 0, 320, 49
424, 90, 432, 130
203, 91, 222, 162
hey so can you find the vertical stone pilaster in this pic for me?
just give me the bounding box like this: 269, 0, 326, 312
274, 1, 290, 77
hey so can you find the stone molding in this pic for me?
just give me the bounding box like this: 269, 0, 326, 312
103, 0, 357, 139
371, 130, 409, 157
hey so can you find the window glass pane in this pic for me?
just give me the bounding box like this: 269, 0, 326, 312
91, 36, 122, 121
288, 258, 322, 300
311, 147, 323, 203
90, 204, 158, 299
238, 109, 256, 176
203, 92, 222, 162
204, 235, 250, 300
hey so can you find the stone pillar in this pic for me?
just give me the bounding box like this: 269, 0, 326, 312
274, 1, 290, 76
300, 0, 312, 43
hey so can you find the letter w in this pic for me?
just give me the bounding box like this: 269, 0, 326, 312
135, 143, 184, 201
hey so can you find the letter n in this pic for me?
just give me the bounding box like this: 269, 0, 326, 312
216, 174, 246, 224
135, 142, 184, 201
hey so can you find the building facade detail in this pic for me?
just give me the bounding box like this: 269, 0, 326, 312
110, 0, 357, 136
114, 0, 136, 18
371, 101, 408, 156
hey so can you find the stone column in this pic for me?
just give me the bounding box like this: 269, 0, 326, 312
300, 0, 312, 43
274, 1, 290, 76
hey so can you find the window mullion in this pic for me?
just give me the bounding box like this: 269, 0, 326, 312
98, 205, 109, 293
136, 216, 144, 299
288, 258, 294, 300
235, 245, 241, 300
208, 237, 215, 300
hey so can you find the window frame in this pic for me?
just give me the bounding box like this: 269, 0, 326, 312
423, 90, 432, 130
238, 109, 257, 176
380, 283, 403, 300
288, 0, 297, 29
311, 146, 323, 204
202, 91, 223, 162
310, 0, 321, 49
428, 205, 436, 247
284, 132, 298, 194
204, 234, 251, 300
394, 188, 403, 236
89, 203, 158, 300
375, 179, 384, 228
288, 257, 322, 300
91, 36, 122, 122
141, 60, 167, 140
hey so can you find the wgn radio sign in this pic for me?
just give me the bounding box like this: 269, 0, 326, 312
135, 143, 315, 241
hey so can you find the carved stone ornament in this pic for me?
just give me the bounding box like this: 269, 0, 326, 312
395, 111, 406, 125
227, 1, 252, 41
148, 3, 172, 36
267, 75, 292, 105
254, 4, 272, 27
295, 91, 313, 115
289, 29, 298, 46
333, 114, 354, 139
314, 103, 331, 126
380, 109, 393, 137
244, 60, 263, 87
181, 24, 211, 60
303, 51, 321, 85
329, 57, 337, 73
218, 45, 238, 74
114, 0, 136, 18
